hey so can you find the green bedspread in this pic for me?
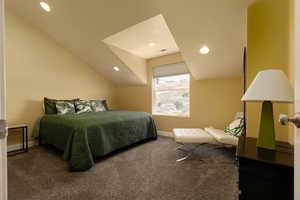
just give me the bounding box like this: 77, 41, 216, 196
39, 110, 157, 171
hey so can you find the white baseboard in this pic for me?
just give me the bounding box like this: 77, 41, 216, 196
157, 130, 174, 138
7, 141, 36, 152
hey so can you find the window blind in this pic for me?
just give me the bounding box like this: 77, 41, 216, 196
153, 62, 189, 78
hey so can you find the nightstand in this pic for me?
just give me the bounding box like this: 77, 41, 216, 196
8, 124, 28, 153
236, 136, 293, 200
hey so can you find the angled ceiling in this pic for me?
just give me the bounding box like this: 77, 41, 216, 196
6, 0, 247, 86
103, 14, 179, 59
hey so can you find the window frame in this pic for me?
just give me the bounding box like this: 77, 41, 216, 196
151, 73, 190, 118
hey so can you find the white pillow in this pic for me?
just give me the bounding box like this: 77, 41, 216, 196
229, 119, 241, 129
224, 118, 244, 137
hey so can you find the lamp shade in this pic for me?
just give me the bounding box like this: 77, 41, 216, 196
242, 69, 293, 103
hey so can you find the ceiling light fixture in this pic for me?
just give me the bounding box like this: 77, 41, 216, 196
160, 49, 167, 52
113, 66, 120, 71
199, 46, 210, 55
148, 42, 156, 47
40, 1, 51, 12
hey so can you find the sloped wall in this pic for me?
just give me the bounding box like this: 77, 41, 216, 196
6, 10, 116, 145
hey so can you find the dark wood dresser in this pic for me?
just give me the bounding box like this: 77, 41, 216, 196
236, 137, 294, 200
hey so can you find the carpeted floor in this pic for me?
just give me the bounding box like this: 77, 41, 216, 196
8, 137, 239, 200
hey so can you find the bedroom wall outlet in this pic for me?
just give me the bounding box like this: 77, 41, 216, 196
0, 120, 7, 139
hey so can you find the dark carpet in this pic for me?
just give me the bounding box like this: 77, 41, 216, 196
8, 137, 238, 200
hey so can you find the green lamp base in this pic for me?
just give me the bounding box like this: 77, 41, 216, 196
257, 101, 276, 150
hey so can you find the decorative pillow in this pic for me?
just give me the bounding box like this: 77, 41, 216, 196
103, 100, 109, 110
75, 100, 93, 114
44, 97, 79, 114
55, 101, 76, 115
224, 118, 244, 137
90, 100, 107, 112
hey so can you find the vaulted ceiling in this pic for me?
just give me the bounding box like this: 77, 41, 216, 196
6, 0, 248, 86
103, 14, 179, 60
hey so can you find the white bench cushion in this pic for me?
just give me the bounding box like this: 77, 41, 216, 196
204, 127, 238, 146
173, 128, 217, 144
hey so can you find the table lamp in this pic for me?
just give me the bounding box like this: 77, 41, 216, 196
241, 69, 293, 150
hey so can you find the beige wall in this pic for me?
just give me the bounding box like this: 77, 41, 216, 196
116, 53, 244, 132
6, 10, 116, 145
247, 0, 294, 143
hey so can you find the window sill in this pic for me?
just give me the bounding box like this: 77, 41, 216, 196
152, 114, 190, 119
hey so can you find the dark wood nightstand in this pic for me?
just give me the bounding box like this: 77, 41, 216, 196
8, 124, 28, 153
236, 136, 294, 200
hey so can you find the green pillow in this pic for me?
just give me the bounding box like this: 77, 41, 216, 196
56, 101, 76, 115
90, 100, 107, 112
44, 97, 79, 114
224, 118, 245, 137
75, 100, 93, 114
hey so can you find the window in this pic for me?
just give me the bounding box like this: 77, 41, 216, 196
152, 73, 190, 117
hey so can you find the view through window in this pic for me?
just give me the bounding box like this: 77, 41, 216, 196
152, 74, 190, 116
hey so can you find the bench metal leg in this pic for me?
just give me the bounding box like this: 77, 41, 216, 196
175, 143, 235, 162
176, 144, 205, 162
175, 144, 182, 150
176, 153, 192, 162
175, 143, 187, 151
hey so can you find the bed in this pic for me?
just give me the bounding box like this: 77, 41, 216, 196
38, 110, 157, 171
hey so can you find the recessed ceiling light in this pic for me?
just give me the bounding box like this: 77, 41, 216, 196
113, 66, 120, 71
199, 46, 210, 55
40, 2, 51, 12
148, 42, 156, 47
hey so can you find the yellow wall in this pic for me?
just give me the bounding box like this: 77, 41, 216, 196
6, 10, 116, 145
247, 0, 294, 142
116, 53, 244, 132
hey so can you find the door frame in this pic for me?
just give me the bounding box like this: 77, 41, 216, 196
295, 0, 300, 198
0, 0, 6, 199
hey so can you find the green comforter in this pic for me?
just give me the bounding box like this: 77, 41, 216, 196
39, 110, 157, 171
